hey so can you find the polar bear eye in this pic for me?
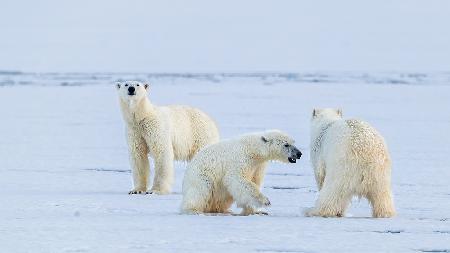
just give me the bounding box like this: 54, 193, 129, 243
284, 143, 289, 147
125, 84, 128, 87
136, 84, 140, 86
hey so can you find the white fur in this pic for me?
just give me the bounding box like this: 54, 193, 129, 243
181, 130, 302, 215
306, 108, 395, 218
117, 81, 220, 195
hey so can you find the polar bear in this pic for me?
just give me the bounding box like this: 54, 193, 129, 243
305, 108, 395, 218
116, 81, 220, 195
181, 130, 302, 215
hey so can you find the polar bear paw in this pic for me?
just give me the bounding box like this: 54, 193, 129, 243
303, 207, 343, 217
128, 189, 148, 195
181, 209, 203, 215
241, 206, 269, 216
148, 188, 171, 195
253, 211, 269, 215
258, 195, 271, 207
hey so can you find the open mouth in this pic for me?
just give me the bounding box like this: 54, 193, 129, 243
128, 92, 136, 96
288, 157, 296, 163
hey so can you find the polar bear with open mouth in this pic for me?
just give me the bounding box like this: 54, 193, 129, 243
116, 81, 220, 195
181, 130, 302, 215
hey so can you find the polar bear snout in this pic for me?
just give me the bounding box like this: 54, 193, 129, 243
288, 146, 302, 163
128, 86, 136, 95
295, 149, 302, 159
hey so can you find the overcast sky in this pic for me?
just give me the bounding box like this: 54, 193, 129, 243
1, 0, 449, 72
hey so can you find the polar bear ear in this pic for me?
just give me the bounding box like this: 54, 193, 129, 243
144, 83, 149, 90
336, 109, 343, 117
312, 109, 318, 118
116, 82, 121, 89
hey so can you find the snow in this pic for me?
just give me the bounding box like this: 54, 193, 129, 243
1, 73, 449, 252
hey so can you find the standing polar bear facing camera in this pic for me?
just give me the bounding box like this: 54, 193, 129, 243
181, 130, 302, 215
306, 108, 395, 218
117, 81, 219, 195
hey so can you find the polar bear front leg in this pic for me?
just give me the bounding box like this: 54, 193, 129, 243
252, 165, 266, 189
241, 165, 269, 215
241, 206, 269, 216
128, 136, 150, 194
150, 150, 174, 195
224, 172, 270, 214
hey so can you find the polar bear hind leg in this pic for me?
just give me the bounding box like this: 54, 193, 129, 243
181, 175, 214, 214
366, 178, 396, 218
185, 109, 220, 161
305, 175, 353, 217
188, 133, 220, 161
314, 162, 326, 191
182, 180, 233, 214
367, 189, 395, 218
206, 183, 234, 213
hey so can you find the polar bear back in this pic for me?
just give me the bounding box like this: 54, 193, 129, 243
186, 139, 245, 177
321, 119, 391, 176
184, 136, 261, 186
162, 105, 220, 161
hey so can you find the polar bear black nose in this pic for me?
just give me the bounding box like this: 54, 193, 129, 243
128, 86, 135, 93
295, 149, 302, 159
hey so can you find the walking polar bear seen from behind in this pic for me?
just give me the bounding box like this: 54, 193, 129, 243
181, 130, 302, 215
117, 81, 220, 195
306, 108, 395, 218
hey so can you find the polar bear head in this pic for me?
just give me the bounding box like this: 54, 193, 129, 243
260, 130, 302, 163
116, 81, 149, 104
312, 108, 343, 120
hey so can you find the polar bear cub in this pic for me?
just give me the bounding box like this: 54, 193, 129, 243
306, 108, 395, 218
117, 81, 220, 195
181, 130, 302, 215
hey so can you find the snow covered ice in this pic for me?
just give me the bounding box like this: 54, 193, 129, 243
0, 72, 449, 252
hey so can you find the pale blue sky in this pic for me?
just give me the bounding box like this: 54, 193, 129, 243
1, 0, 449, 72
